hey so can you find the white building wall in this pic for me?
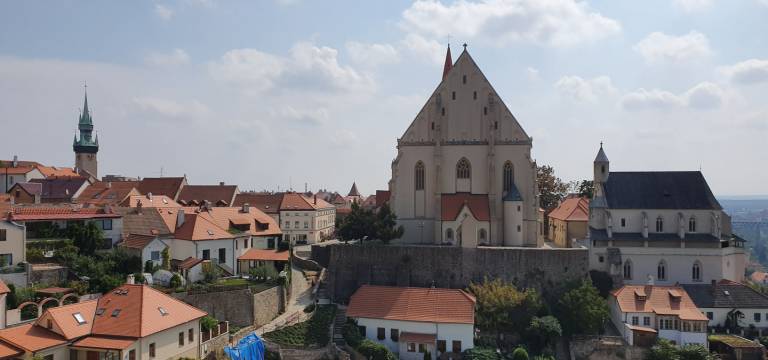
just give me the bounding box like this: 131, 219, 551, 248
132, 319, 201, 360
141, 239, 168, 268
702, 307, 768, 328
607, 209, 718, 235
355, 317, 473, 357
0, 220, 25, 266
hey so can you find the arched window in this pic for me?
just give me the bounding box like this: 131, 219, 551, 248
446, 228, 454, 241
692, 261, 702, 281
478, 229, 487, 243
656, 216, 664, 232
414, 161, 425, 190
623, 260, 632, 280
689, 217, 696, 233
657, 260, 667, 281
456, 158, 471, 179
503, 161, 514, 193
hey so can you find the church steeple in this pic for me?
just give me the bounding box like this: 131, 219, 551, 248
73, 85, 99, 178
442, 44, 453, 79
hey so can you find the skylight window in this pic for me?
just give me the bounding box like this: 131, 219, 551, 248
73, 312, 87, 325
112, 309, 121, 317
158, 307, 168, 316
207, 230, 214, 236
95, 308, 105, 316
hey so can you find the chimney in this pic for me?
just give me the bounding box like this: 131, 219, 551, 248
106, 182, 112, 189
219, 181, 225, 186
176, 209, 185, 228
12, 155, 18, 168
242, 203, 250, 213
126, 274, 135, 285
314, 195, 317, 205
147, 192, 153, 202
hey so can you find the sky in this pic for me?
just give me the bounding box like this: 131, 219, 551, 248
0, 0, 766, 197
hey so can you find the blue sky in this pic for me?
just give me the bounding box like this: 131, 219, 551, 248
1, 0, 766, 196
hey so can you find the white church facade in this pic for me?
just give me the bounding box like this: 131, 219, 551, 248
388, 45, 540, 247
587, 145, 747, 285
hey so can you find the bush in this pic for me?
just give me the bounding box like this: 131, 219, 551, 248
144, 260, 156, 273
6, 284, 18, 309
511, 347, 529, 360
169, 273, 182, 289
250, 265, 279, 283
202, 263, 221, 284
342, 319, 363, 348
357, 339, 396, 360
524, 316, 562, 354
462, 347, 501, 360
27, 248, 45, 263
303, 303, 316, 313
201, 316, 218, 331
423, 350, 432, 360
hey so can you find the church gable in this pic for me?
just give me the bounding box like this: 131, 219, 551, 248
399, 47, 530, 145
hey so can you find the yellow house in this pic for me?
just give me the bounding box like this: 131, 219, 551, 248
547, 197, 589, 248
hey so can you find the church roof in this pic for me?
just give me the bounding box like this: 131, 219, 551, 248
348, 182, 361, 197
603, 171, 721, 210
442, 44, 452, 79
595, 145, 609, 162
441, 193, 490, 221
682, 280, 768, 309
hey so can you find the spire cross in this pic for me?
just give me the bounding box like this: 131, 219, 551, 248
463, 43, 467, 50
600, 141, 603, 148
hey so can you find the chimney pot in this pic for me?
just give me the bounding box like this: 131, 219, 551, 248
242, 203, 250, 213
314, 195, 317, 205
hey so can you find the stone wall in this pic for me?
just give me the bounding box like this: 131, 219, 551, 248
311, 244, 331, 268
0, 272, 27, 287
569, 336, 647, 360
252, 285, 285, 328
172, 285, 284, 328
324, 244, 589, 303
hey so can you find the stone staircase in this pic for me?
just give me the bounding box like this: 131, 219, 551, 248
332, 307, 347, 346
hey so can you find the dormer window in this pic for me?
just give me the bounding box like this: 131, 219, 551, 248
96, 308, 105, 316
73, 312, 87, 325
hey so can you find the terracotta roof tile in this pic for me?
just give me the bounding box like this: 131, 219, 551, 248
375, 190, 391, 207
36, 166, 79, 178
177, 185, 238, 206
0, 166, 37, 175
548, 197, 589, 221
238, 249, 290, 261
71, 336, 135, 350
178, 257, 205, 270
122, 194, 180, 208
137, 177, 186, 200
441, 193, 490, 221
0, 280, 10, 294
36, 300, 98, 340
114, 207, 173, 237
10, 206, 121, 221
77, 181, 140, 206
347, 285, 475, 324
120, 234, 161, 250
0, 323, 67, 352
0, 340, 22, 358
611, 285, 708, 321
233, 193, 281, 214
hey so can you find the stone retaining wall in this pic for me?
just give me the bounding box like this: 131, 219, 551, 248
172, 285, 284, 328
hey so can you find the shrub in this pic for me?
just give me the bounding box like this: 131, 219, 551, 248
250, 265, 278, 283
423, 350, 432, 360
6, 284, 18, 309
511, 347, 529, 360
144, 260, 155, 273
303, 303, 316, 313
342, 319, 363, 348
169, 273, 182, 289
201, 316, 218, 331
202, 263, 221, 284
524, 316, 562, 354
27, 248, 45, 263
462, 347, 501, 360
357, 339, 396, 360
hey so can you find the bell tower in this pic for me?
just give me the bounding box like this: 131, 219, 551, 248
73, 86, 99, 178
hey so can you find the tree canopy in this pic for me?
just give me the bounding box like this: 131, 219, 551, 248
67, 221, 105, 256
537, 165, 568, 212
338, 202, 404, 243
468, 278, 543, 338
555, 280, 609, 335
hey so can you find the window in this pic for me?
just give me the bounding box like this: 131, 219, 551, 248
456, 158, 471, 179
202, 249, 210, 260
235, 241, 238, 250
437, 340, 446, 353
462, 75, 467, 84
517, 225, 521, 232
358, 325, 366, 337
111, 309, 121, 317
102, 219, 113, 230
179, 331, 185, 346
96, 308, 105, 316
452, 91, 456, 100
683, 322, 691, 332
70, 350, 78, 360
479, 229, 487, 242
706, 312, 713, 320
304, 221, 308, 229
473, 91, 477, 100
446, 228, 453, 241
692, 261, 701, 281
623, 260, 632, 280
418, 344, 427, 353
47, 319, 53, 329
189, 328, 194, 342
483, 107, 487, 115
243, 238, 248, 248
218, 248, 226, 264
657, 260, 667, 281
149, 343, 156, 358
621, 218, 626, 227
755, 313, 762, 322
644, 317, 651, 326
494, 121, 498, 129
0, 229, 6, 241
377, 327, 385, 340
431, 122, 434, 130
632, 316, 639, 325
390, 329, 399, 341
689, 217, 696, 232
73, 312, 87, 325
441, 107, 445, 116
129, 350, 136, 360
285, 221, 290, 228
415, 161, 425, 190
294, 221, 299, 228
408, 343, 416, 352
503, 161, 514, 193
43, 355, 53, 360
517, 205, 521, 211
452, 340, 462, 353
151, 251, 160, 261
598, 255, 604, 263
656, 216, 664, 232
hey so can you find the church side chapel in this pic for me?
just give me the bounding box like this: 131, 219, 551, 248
389, 45, 541, 247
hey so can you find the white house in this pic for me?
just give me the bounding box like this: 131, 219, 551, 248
346, 285, 476, 359
387, 45, 540, 247
683, 280, 768, 330
9, 205, 124, 248
0, 209, 25, 267
610, 284, 708, 346
118, 234, 169, 269
588, 144, 747, 286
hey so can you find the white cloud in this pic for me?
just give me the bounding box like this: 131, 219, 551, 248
346, 42, 400, 67
621, 82, 725, 111
722, 59, 768, 84
133, 97, 210, 118
330, 129, 360, 147
401, 34, 444, 65
554, 75, 616, 103
144, 49, 190, 66
272, 106, 329, 126
154, 4, 174, 20
209, 49, 286, 92
400, 0, 621, 48
633, 31, 712, 64
672, 0, 713, 12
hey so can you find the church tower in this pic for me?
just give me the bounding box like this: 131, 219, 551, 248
589, 143, 609, 230
73, 88, 99, 178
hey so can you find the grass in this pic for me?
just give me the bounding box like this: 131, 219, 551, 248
264, 305, 337, 348
217, 278, 250, 286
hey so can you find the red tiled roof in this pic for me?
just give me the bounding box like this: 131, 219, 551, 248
36, 300, 98, 340
177, 185, 238, 206
174, 213, 233, 241
120, 234, 161, 250
238, 249, 290, 261
441, 193, 490, 221
178, 257, 205, 270
36, 166, 79, 178
0, 166, 38, 175
549, 197, 589, 221
71, 336, 135, 350
611, 285, 708, 321
347, 285, 476, 324
137, 177, 186, 200
10, 206, 121, 221
0, 323, 67, 352
0, 280, 10, 294
233, 193, 282, 214
750, 271, 768, 283
0, 341, 22, 358
77, 181, 140, 206
122, 194, 180, 208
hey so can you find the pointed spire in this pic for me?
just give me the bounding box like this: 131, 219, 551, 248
595, 142, 609, 163
79, 85, 92, 126
442, 44, 453, 79
348, 182, 360, 197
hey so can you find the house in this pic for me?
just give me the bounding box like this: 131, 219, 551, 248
119, 234, 169, 270
682, 280, 768, 330
610, 284, 708, 346
708, 334, 766, 360
121, 194, 181, 208
177, 184, 238, 207
237, 249, 290, 274
176, 257, 207, 283
238, 192, 335, 244
233, 193, 281, 222
137, 177, 187, 201
346, 285, 476, 359
114, 207, 173, 238
588, 144, 747, 286
10, 205, 123, 249
34, 166, 79, 179
547, 196, 589, 248
0, 283, 207, 359
30, 177, 91, 203
0, 196, 25, 266
76, 181, 140, 206
345, 182, 362, 207
0, 166, 44, 193
7, 182, 42, 204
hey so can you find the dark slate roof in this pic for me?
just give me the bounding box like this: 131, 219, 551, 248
30, 177, 89, 201
603, 171, 721, 210
502, 182, 523, 201
10, 182, 42, 196
682, 281, 768, 308
590, 228, 720, 242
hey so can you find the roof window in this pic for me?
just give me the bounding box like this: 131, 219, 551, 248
207, 230, 214, 236
112, 309, 121, 317
73, 312, 87, 325
96, 308, 105, 316
158, 307, 169, 316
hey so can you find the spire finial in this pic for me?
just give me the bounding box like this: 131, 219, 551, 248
600, 141, 603, 148
463, 43, 467, 50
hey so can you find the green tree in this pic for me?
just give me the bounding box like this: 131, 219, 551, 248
202, 262, 221, 284
67, 221, 105, 256
511, 347, 529, 360
161, 247, 170, 270
468, 278, 543, 340
249, 265, 278, 283
200, 315, 218, 331
678, 345, 718, 360
373, 203, 404, 244
94, 274, 124, 294
646, 339, 679, 360
6, 284, 18, 309
537, 165, 568, 212
169, 273, 182, 289
556, 280, 609, 335
338, 202, 375, 242
462, 347, 501, 360
525, 316, 562, 354
423, 350, 431, 360
576, 180, 594, 198
342, 319, 363, 348
357, 339, 396, 360
588, 270, 614, 298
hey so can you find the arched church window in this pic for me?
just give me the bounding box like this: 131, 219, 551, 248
452, 91, 456, 100
441, 107, 445, 116
656, 216, 664, 232
456, 158, 471, 179
657, 260, 667, 281
446, 228, 453, 241
623, 260, 632, 280
414, 162, 425, 191
692, 261, 702, 281
601, 165, 605, 174
462, 75, 467, 84
483, 107, 487, 115
473, 91, 477, 100
689, 217, 696, 232
503, 162, 514, 193
478, 229, 487, 242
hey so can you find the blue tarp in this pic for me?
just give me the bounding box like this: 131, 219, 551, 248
224, 333, 266, 360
